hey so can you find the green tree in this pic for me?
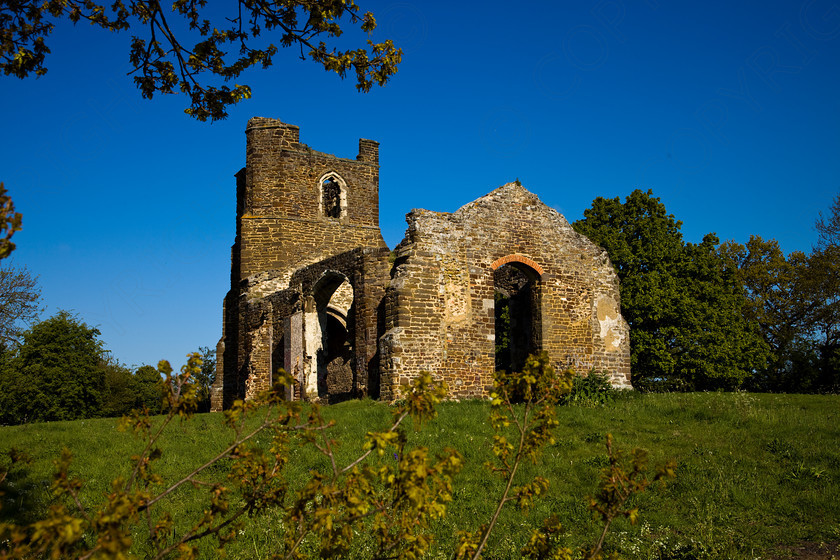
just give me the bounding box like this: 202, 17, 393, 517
720, 236, 818, 391
1, 1, 401, 121
100, 355, 137, 418
722, 199, 840, 394
0, 344, 18, 425
0, 311, 104, 424
195, 345, 216, 412
573, 190, 684, 387
810, 194, 840, 390
133, 364, 166, 414
0, 263, 41, 348
573, 189, 768, 390
677, 234, 769, 389
805, 250, 840, 391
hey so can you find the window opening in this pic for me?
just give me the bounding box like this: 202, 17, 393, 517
322, 177, 341, 219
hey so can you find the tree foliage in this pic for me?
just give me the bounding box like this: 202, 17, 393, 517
100, 359, 167, 417
195, 345, 216, 412
0, 311, 104, 424
810, 197, 840, 390
0, 315, 171, 424
0, 310, 208, 424
721, 195, 840, 393
99, 354, 138, 418
133, 364, 167, 414
720, 237, 814, 390
816, 193, 840, 250
0, 0, 402, 120
0, 183, 22, 260
0, 263, 41, 348
676, 234, 769, 389
573, 189, 769, 391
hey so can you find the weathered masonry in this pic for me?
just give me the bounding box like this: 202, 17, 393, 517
210, 118, 631, 411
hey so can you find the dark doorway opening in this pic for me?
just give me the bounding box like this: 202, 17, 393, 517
494, 262, 542, 373
272, 333, 285, 397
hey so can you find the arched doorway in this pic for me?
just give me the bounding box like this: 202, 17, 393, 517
493, 262, 542, 373
310, 274, 355, 402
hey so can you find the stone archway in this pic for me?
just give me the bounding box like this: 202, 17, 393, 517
307, 273, 355, 402
493, 260, 542, 373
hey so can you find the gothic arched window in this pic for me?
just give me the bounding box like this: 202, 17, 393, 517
322, 178, 341, 218
319, 173, 347, 219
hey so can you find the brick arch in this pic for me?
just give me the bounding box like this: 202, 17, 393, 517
491, 254, 543, 374
490, 254, 545, 276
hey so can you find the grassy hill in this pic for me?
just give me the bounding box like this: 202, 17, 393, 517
1, 392, 839, 559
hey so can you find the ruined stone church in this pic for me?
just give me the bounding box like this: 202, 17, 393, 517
209, 118, 631, 411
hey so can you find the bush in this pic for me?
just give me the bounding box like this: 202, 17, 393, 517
561, 370, 617, 406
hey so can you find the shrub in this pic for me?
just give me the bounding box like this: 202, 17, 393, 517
561, 370, 617, 407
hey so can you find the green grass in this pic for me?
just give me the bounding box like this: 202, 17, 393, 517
2, 392, 839, 559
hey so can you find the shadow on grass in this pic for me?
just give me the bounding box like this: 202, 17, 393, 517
1, 449, 52, 526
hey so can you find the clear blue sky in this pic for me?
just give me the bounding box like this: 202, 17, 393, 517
1, 0, 838, 369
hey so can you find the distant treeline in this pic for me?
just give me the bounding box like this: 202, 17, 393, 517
0, 310, 216, 425
573, 189, 840, 393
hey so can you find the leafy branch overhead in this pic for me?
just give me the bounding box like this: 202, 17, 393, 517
0, 1, 402, 120
0, 183, 22, 260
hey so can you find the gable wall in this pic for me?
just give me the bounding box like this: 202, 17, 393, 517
379, 184, 631, 400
